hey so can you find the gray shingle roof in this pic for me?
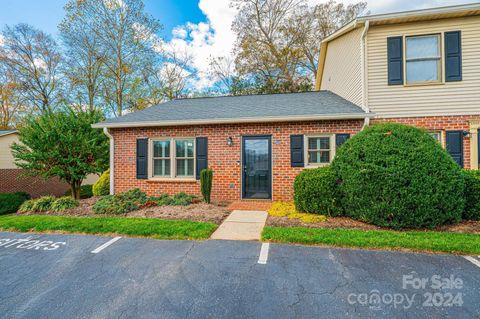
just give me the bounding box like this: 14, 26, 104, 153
93, 91, 369, 128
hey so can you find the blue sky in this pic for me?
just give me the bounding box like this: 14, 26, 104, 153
0, 0, 207, 39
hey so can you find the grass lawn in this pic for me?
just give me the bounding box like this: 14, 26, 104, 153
262, 226, 480, 255
0, 215, 217, 240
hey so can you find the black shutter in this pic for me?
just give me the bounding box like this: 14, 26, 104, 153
446, 131, 464, 167
196, 137, 208, 180
290, 135, 304, 167
136, 138, 148, 179
335, 134, 350, 148
387, 36, 403, 85
445, 31, 462, 82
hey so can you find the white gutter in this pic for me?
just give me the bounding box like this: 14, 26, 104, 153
92, 113, 374, 129
360, 20, 370, 131
103, 127, 114, 195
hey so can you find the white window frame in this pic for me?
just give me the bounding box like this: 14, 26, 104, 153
429, 130, 445, 148
304, 134, 336, 167
149, 137, 196, 180
403, 33, 443, 86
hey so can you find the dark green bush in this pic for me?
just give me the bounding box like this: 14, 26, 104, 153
51, 197, 80, 211
149, 194, 174, 206
92, 195, 138, 215
331, 123, 464, 229
294, 166, 339, 216
0, 192, 30, 215
172, 192, 195, 206
463, 170, 480, 220
200, 168, 213, 203
116, 188, 147, 205
64, 185, 93, 199
93, 169, 109, 196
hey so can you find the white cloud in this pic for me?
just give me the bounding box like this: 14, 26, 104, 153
166, 0, 479, 91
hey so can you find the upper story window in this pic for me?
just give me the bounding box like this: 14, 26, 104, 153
405, 34, 441, 84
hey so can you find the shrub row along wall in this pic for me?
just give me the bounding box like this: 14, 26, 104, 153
0, 169, 69, 199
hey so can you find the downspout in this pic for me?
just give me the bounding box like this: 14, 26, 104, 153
361, 20, 370, 130
103, 127, 114, 195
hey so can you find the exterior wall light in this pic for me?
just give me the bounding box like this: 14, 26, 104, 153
463, 131, 471, 138
227, 136, 233, 146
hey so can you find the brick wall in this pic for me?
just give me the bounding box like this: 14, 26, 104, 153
111, 115, 480, 202
0, 169, 70, 198
110, 120, 364, 201
372, 115, 480, 169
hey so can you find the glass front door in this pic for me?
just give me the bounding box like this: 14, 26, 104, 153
242, 136, 272, 199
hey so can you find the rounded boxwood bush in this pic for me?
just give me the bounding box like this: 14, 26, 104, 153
462, 170, 480, 220
293, 166, 339, 216
331, 123, 464, 229
93, 169, 110, 196
0, 192, 30, 215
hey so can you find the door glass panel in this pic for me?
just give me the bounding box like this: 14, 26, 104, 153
244, 138, 270, 199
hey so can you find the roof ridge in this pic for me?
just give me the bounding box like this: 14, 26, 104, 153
174, 90, 327, 101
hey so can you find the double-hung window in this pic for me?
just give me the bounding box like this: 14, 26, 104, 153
306, 135, 334, 166
405, 34, 441, 84
151, 138, 195, 179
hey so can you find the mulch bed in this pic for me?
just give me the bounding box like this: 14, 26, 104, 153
19, 198, 231, 225
266, 215, 480, 234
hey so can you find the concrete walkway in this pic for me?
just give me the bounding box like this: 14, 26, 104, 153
210, 210, 268, 241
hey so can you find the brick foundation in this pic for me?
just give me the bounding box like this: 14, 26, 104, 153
0, 169, 70, 198
110, 120, 364, 201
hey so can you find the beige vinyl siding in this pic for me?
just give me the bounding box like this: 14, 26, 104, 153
367, 15, 480, 117
321, 27, 363, 106
0, 133, 18, 169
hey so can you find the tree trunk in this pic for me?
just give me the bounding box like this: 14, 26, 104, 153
70, 180, 82, 200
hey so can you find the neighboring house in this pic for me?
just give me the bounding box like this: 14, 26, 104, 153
0, 130, 98, 198
316, 3, 480, 169
93, 3, 480, 202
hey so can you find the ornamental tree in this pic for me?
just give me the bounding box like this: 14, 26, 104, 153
11, 109, 109, 199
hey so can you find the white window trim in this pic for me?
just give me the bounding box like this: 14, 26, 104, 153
304, 134, 336, 168
429, 130, 445, 148
148, 137, 196, 180
403, 32, 444, 86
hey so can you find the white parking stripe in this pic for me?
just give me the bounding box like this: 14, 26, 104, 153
464, 256, 480, 268
258, 243, 270, 264
91, 237, 121, 254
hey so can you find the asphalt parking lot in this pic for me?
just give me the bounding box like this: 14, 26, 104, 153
0, 231, 479, 319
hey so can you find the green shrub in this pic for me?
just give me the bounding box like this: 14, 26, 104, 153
116, 188, 147, 204
64, 185, 93, 199
294, 166, 339, 216
51, 197, 79, 211
149, 194, 174, 206
172, 192, 195, 206
92, 195, 138, 215
200, 168, 213, 203
18, 199, 37, 213
93, 169, 110, 196
0, 192, 30, 215
92, 188, 146, 214
463, 170, 480, 220
19, 196, 56, 213
331, 123, 464, 229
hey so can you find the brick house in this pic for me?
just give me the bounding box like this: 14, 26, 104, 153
93, 3, 480, 202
